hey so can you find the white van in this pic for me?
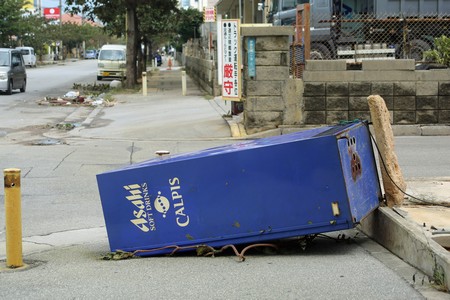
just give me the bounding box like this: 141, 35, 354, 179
0, 48, 27, 94
97, 44, 126, 81
16, 47, 36, 68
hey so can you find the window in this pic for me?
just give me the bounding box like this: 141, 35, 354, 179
0, 52, 9, 66
12, 53, 22, 65
99, 50, 125, 60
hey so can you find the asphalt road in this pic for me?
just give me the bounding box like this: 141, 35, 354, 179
0, 60, 447, 299
395, 136, 450, 178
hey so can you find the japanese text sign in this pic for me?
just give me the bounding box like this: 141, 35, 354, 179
221, 20, 241, 101
204, 7, 216, 22
248, 37, 256, 78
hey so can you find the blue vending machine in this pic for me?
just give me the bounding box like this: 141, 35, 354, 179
97, 121, 382, 256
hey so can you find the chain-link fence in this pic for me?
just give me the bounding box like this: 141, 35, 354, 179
290, 11, 450, 68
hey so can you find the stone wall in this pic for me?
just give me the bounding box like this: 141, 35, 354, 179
303, 60, 450, 125
183, 39, 220, 96
184, 56, 220, 96
240, 26, 298, 134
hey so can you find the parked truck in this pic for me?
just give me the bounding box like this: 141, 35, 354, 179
269, 0, 450, 61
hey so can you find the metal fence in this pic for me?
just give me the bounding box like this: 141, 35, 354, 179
291, 11, 450, 63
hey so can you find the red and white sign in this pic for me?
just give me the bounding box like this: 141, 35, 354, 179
44, 7, 60, 19
204, 7, 216, 23
221, 20, 241, 101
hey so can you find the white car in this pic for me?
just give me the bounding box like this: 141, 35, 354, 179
84, 49, 97, 59
16, 46, 37, 68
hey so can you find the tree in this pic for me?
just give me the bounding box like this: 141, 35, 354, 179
0, 0, 27, 47
66, 0, 178, 88
18, 14, 46, 47
173, 8, 204, 52
137, 0, 179, 73
19, 14, 54, 60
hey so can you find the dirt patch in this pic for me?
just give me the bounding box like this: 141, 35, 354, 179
397, 179, 450, 232
1, 124, 67, 145
406, 180, 450, 204
400, 206, 450, 230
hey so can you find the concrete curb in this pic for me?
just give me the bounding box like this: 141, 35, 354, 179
82, 106, 103, 126
0, 227, 107, 260
359, 207, 450, 291
392, 125, 450, 136
228, 122, 450, 139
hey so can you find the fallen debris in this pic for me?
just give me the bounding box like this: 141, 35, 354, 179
32, 138, 63, 146
36, 94, 113, 107
36, 83, 115, 107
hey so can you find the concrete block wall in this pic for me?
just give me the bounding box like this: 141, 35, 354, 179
303, 60, 450, 125
184, 29, 450, 133
184, 56, 220, 96
241, 26, 297, 134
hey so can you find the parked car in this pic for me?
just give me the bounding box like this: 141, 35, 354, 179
97, 44, 127, 80
84, 49, 97, 59
16, 46, 36, 68
0, 48, 27, 95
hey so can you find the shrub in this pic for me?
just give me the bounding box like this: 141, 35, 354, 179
423, 35, 450, 67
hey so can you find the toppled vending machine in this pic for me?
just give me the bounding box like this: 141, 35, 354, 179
97, 121, 382, 256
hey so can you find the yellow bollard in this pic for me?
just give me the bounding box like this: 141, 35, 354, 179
142, 72, 147, 96
181, 71, 187, 96
4, 168, 23, 268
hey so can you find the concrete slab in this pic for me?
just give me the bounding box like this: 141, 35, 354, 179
305, 60, 347, 71
359, 207, 450, 291
362, 60, 415, 71
421, 125, 450, 136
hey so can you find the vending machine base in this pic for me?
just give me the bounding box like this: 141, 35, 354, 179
97, 121, 382, 256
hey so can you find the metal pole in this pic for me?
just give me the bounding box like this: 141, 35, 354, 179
59, 0, 63, 60
4, 168, 23, 268
209, 22, 211, 59
239, 0, 242, 22
304, 4, 311, 60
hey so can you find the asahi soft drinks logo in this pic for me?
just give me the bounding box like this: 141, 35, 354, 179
123, 177, 190, 233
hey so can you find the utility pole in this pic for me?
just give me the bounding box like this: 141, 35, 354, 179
38, 0, 42, 16
59, 0, 63, 60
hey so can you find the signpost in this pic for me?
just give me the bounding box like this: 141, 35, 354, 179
248, 37, 256, 78
221, 20, 241, 101
204, 7, 216, 60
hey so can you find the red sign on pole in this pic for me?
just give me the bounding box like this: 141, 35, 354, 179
44, 7, 60, 19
